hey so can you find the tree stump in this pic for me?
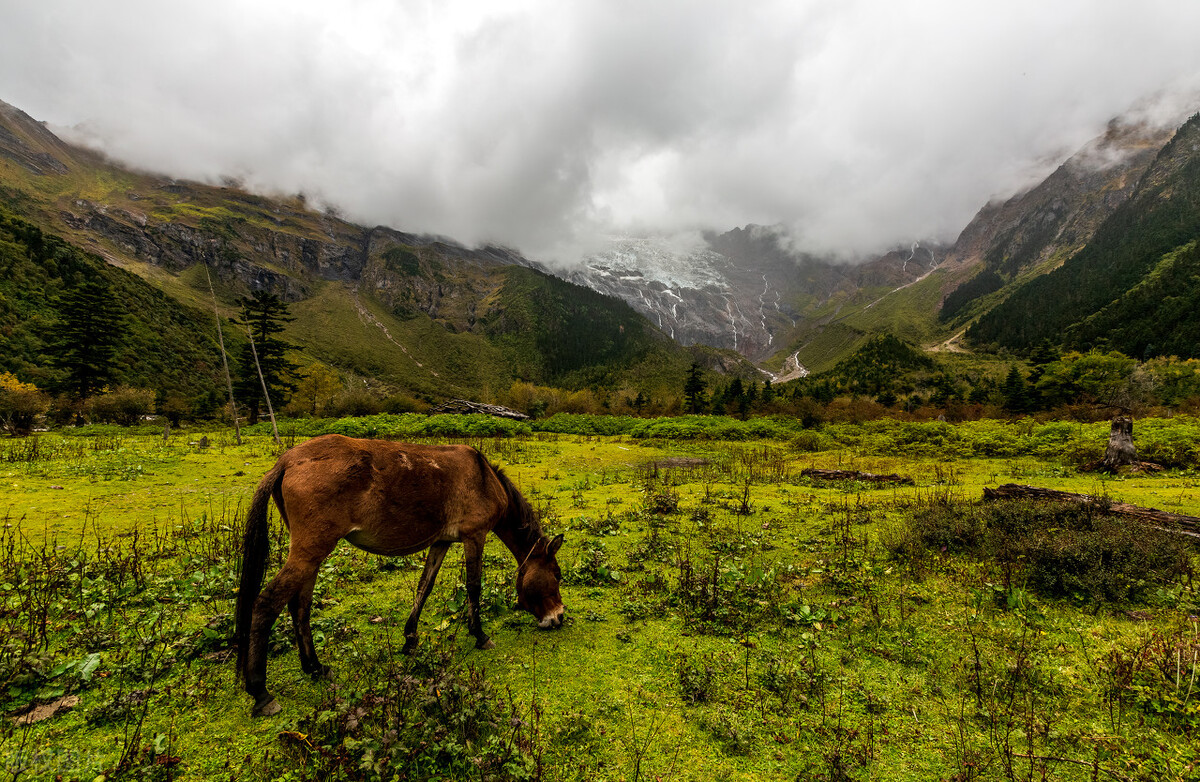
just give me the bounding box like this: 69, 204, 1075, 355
1082, 416, 1162, 473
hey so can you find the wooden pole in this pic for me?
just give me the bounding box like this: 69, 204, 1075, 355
244, 323, 281, 447
204, 263, 241, 446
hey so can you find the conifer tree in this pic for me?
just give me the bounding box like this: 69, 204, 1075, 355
683, 362, 707, 414
1002, 365, 1031, 413
49, 275, 126, 398
234, 290, 298, 425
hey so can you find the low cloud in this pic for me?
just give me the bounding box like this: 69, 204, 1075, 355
2, 0, 1199, 263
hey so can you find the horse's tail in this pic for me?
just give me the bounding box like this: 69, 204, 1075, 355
235, 464, 283, 680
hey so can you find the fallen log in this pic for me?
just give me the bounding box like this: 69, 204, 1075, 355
801, 468, 914, 486
427, 399, 530, 420
982, 483, 1200, 538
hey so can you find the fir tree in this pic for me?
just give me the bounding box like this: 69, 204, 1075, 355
1002, 365, 1031, 413
683, 362, 707, 414
234, 290, 299, 425
49, 275, 126, 398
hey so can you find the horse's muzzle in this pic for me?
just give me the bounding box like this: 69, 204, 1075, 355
538, 606, 564, 629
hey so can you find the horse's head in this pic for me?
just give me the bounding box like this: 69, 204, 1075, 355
516, 534, 565, 629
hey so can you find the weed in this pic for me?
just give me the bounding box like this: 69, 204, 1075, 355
677, 652, 718, 705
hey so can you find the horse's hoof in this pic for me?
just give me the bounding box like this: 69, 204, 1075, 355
252, 697, 282, 717
476, 638, 495, 650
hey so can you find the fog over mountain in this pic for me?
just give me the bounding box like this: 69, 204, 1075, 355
2, 0, 1199, 263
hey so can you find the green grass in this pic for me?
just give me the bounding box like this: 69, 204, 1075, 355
1, 426, 1198, 780
285, 282, 514, 398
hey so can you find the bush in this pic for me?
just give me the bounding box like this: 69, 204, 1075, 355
327, 389, 383, 418
1136, 416, 1200, 467
87, 387, 156, 426
788, 431, 832, 452
243, 413, 533, 440
531, 413, 638, 436
628, 415, 802, 441
895, 499, 1194, 603
0, 374, 50, 435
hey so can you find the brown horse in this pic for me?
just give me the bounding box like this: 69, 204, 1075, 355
235, 434, 564, 716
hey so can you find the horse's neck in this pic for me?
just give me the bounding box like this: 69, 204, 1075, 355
492, 513, 540, 564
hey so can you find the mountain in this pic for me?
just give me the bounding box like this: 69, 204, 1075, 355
967, 111, 1200, 357
0, 207, 227, 406
938, 114, 1177, 328
5, 91, 1198, 408
0, 99, 749, 408
562, 227, 944, 370
559, 105, 1192, 375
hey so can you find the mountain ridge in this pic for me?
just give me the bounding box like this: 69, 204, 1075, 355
0, 98, 757, 407
4, 93, 1200, 406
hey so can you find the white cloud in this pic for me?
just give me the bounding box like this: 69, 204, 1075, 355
2, 0, 1198, 261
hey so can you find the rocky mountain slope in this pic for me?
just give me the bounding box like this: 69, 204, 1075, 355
968, 110, 1200, 358
561, 227, 943, 364
0, 99, 750, 403
561, 105, 1188, 373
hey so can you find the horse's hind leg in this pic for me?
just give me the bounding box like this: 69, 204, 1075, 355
289, 572, 328, 678
463, 537, 494, 650
402, 541, 452, 654
246, 556, 324, 716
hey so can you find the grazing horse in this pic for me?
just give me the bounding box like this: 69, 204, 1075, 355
235, 434, 565, 717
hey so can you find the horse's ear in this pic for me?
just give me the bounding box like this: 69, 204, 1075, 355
547, 534, 564, 556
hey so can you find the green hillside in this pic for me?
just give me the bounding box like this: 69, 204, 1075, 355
0, 207, 226, 404
479, 266, 681, 386
0, 100, 708, 409
968, 112, 1200, 355
1067, 240, 1200, 358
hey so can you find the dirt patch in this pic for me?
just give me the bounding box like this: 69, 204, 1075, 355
14, 695, 80, 725
648, 457, 711, 469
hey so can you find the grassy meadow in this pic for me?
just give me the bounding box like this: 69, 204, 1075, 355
1, 421, 1198, 781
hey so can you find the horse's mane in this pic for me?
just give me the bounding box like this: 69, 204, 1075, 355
477, 451, 543, 540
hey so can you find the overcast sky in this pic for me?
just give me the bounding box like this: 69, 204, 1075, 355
2, 0, 1199, 263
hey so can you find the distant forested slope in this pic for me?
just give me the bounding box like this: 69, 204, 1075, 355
968, 113, 1200, 356
0, 207, 226, 405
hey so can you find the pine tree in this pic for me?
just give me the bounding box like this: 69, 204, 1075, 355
683, 362, 707, 414
234, 290, 299, 425
1002, 365, 1031, 413
49, 275, 126, 398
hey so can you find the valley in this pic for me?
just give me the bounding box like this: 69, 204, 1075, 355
2, 421, 1198, 779
3, 6, 1200, 781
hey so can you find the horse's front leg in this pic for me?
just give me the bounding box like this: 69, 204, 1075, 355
403, 541, 452, 654
462, 537, 494, 650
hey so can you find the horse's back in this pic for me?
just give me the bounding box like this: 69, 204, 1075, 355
275, 435, 503, 555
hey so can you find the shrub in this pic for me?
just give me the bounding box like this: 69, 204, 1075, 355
87, 387, 156, 426
788, 430, 832, 453
327, 388, 383, 418
531, 413, 638, 436
0, 373, 50, 435
677, 653, 717, 705
1105, 628, 1200, 732
279, 646, 537, 780
895, 499, 1194, 603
